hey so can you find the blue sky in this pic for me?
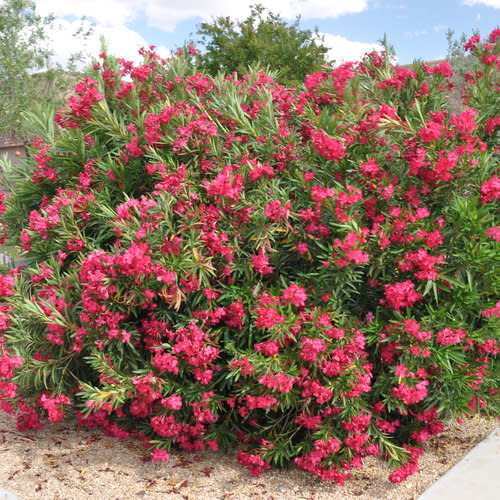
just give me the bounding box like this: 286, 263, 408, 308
37, 0, 500, 66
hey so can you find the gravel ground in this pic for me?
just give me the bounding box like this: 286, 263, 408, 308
0, 411, 498, 500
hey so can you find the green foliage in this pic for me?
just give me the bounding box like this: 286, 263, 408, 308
0, 0, 50, 133
0, 31, 498, 483
195, 3, 330, 85
0, 0, 92, 136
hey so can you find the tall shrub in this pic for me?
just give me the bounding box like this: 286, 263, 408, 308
0, 32, 498, 483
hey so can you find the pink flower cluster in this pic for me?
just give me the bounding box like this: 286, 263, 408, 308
381, 281, 423, 310
0, 30, 498, 487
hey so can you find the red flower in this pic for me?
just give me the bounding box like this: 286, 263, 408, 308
480, 175, 500, 204
381, 281, 423, 309
310, 129, 346, 162
482, 301, 500, 318
37, 392, 71, 422
392, 380, 429, 405
254, 341, 280, 356
435, 328, 466, 345
251, 250, 274, 275
300, 337, 327, 363
237, 451, 271, 477
282, 284, 307, 307
151, 448, 171, 462
254, 307, 285, 329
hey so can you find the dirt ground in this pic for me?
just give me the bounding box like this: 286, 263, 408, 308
0, 411, 498, 500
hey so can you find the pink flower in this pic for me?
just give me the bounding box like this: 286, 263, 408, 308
310, 185, 335, 207
389, 445, 423, 483
0, 274, 15, 297
295, 413, 323, 430
202, 288, 220, 301
161, 395, 183, 410
0, 354, 22, 378
310, 129, 346, 162
225, 300, 245, 330
237, 451, 271, 477
344, 432, 369, 451
381, 281, 423, 310
485, 116, 500, 135
245, 394, 277, 410
37, 392, 71, 422
191, 398, 217, 423
375, 419, 400, 433
251, 251, 274, 275
398, 248, 445, 281
151, 448, 171, 463
16, 402, 43, 431
480, 175, 500, 204
418, 121, 443, 143
150, 415, 182, 437
124, 136, 144, 158
203, 165, 243, 202
464, 35, 480, 52
230, 357, 255, 375
389, 461, 419, 483
449, 108, 477, 138
403, 319, 432, 342
301, 379, 333, 404
435, 328, 466, 345
314, 437, 341, 455
282, 284, 307, 307
392, 380, 429, 405
254, 307, 285, 329
152, 352, 179, 374
482, 300, 500, 318
489, 28, 500, 43
394, 364, 409, 377
300, 337, 327, 363
258, 373, 296, 393
264, 200, 291, 221
485, 226, 500, 241
254, 341, 280, 356
359, 158, 381, 178
296, 242, 309, 255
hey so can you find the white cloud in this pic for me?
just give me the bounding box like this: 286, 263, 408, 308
462, 0, 500, 7
34, 0, 372, 70
292, 0, 369, 20
319, 33, 383, 64
43, 19, 170, 70
404, 29, 428, 38
36, 0, 139, 27
37, 0, 370, 31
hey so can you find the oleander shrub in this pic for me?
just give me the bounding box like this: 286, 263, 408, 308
0, 32, 498, 484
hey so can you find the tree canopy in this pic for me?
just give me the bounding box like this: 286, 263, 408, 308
0, 0, 91, 136
195, 4, 330, 85
0, 0, 51, 134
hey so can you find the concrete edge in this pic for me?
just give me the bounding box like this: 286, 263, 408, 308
417, 426, 500, 500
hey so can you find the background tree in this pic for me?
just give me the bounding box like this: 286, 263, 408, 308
0, 0, 50, 134
0, 0, 92, 136
445, 28, 480, 113
194, 3, 330, 85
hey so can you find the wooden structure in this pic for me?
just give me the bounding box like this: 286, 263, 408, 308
0, 133, 26, 166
